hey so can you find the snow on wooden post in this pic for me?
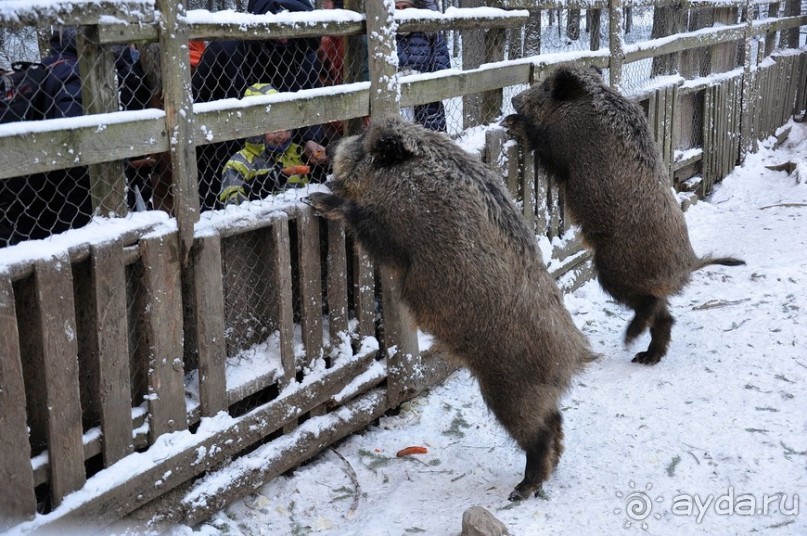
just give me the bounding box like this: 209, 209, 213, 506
608, 0, 624, 90
366, 0, 400, 120
156, 0, 199, 264
77, 26, 127, 217
365, 0, 420, 407
0, 278, 37, 528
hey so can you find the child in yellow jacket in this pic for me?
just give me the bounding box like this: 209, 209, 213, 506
219, 84, 328, 205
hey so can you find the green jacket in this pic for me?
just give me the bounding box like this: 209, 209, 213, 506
220, 137, 308, 204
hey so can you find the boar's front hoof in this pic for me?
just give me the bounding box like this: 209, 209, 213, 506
632, 351, 662, 365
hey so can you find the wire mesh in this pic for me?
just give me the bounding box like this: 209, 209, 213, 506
0, 24, 156, 246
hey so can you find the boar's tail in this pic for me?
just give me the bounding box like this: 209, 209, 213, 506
694, 255, 746, 271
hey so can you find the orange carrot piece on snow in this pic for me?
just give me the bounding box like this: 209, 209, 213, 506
396, 446, 428, 457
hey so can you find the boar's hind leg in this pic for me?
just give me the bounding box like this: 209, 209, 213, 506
632, 300, 674, 365
624, 295, 661, 345
508, 410, 562, 501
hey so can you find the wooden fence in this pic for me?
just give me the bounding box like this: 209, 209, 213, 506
0, 0, 805, 531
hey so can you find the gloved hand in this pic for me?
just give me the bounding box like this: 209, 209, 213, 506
221, 185, 248, 206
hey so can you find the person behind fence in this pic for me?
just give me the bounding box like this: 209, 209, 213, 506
0, 27, 148, 247
192, 0, 327, 211
395, 0, 451, 132
219, 84, 328, 205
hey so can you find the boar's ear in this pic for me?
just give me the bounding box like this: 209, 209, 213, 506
369, 129, 419, 167
551, 68, 586, 102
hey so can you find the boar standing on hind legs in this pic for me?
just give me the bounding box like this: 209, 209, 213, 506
503, 64, 745, 366
307, 117, 594, 501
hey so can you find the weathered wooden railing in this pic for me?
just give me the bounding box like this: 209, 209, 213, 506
0, 0, 805, 532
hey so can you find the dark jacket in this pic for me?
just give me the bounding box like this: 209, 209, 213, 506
192, 0, 324, 210
0, 28, 91, 247
0, 29, 148, 247
396, 0, 451, 132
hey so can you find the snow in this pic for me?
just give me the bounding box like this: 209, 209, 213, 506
171, 120, 805, 536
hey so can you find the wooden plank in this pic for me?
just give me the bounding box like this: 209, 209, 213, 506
171, 390, 389, 527
326, 220, 350, 347
0, 115, 166, 181
482, 27, 506, 124
190, 234, 227, 417
666, 84, 678, 182
381, 264, 420, 408
353, 245, 376, 339
461, 0, 486, 128
156, 0, 199, 261
269, 216, 295, 389
520, 142, 536, 230
534, 153, 550, 238
296, 206, 324, 367
90, 241, 134, 465
78, 25, 128, 217
140, 233, 188, 442
0, 277, 37, 528
34, 257, 86, 506
506, 141, 520, 202
34, 349, 378, 530
609, 0, 625, 89
702, 86, 714, 193
366, 0, 399, 120
0, 1, 153, 28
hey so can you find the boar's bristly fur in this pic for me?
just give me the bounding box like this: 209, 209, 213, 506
307, 117, 593, 501
503, 64, 745, 365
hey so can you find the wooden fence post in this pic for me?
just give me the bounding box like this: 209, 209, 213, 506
608, 0, 625, 89
78, 26, 127, 217
482, 25, 506, 124
189, 234, 227, 417
33, 257, 86, 506
0, 278, 37, 528
88, 241, 134, 465
141, 233, 188, 442
156, 0, 199, 264
461, 0, 485, 127
366, 0, 420, 406
739, 0, 755, 161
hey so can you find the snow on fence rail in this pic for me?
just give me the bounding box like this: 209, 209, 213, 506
0, 0, 805, 532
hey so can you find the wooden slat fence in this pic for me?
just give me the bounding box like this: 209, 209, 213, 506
0, 0, 805, 532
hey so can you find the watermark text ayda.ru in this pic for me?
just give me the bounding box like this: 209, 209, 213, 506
617, 482, 800, 528
672, 487, 799, 524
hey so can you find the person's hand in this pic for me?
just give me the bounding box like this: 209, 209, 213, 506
221, 186, 248, 206
304, 141, 329, 165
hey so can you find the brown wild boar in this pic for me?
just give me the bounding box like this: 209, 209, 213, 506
503, 64, 744, 365
307, 117, 593, 500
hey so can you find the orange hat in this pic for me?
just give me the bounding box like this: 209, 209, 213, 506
189, 40, 205, 68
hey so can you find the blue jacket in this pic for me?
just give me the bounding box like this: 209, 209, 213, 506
40, 28, 83, 119
396, 5, 451, 131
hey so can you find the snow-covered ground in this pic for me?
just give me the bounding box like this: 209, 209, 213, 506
178, 120, 807, 535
